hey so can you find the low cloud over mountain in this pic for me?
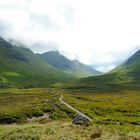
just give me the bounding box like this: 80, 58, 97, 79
0, 0, 140, 72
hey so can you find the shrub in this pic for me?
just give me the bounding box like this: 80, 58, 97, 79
31, 108, 44, 117
0, 114, 24, 124
90, 129, 102, 139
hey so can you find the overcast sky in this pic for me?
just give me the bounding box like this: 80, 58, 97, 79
0, 0, 140, 72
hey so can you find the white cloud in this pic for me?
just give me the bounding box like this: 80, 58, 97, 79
0, 0, 140, 72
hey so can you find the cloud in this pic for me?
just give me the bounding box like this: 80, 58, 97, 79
31, 42, 59, 53
0, 19, 11, 36
0, 0, 140, 72
29, 14, 60, 31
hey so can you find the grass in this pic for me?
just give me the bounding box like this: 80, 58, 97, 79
0, 88, 140, 139
63, 90, 140, 132
0, 120, 140, 140
0, 88, 76, 124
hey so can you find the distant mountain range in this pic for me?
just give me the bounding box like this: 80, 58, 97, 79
0, 37, 101, 88
0, 37, 74, 88
39, 51, 101, 77
0, 36, 140, 89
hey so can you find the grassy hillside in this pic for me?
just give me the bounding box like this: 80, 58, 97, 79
76, 49, 140, 89
39, 51, 101, 77
0, 37, 74, 88
113, 49, 140, 83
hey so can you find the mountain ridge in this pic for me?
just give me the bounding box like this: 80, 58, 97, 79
0, 37, 74, 88
39, 51, 101, 77
77, 49, 140, 88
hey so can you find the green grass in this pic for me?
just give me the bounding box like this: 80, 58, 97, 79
0, 120, 140, 140
0, 88, 140, 139
63, 90, 140, 132
0, 88, 76, 124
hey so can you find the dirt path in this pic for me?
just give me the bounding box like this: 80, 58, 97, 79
27, 95, 92, 123
59, 95, 92, 122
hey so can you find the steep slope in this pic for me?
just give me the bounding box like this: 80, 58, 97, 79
39, 51, 101, 77
0, 37, 74, 88
112, 49, 140, 83
77, 49, 140, 88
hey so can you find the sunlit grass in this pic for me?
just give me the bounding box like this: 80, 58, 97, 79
63, 90, 140, 132
0, 120, 140, 140
0, 88, 140, 139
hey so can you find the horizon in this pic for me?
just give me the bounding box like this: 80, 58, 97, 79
0, 0, 140, 72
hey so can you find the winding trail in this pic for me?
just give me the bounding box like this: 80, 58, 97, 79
59, 95, 92, 122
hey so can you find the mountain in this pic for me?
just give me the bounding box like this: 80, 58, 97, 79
39, 51, 101, 77
0, 37, 74, 88
77, 49, 140, 89
114, 49, 140, 83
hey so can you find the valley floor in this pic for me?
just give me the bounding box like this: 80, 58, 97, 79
0, 88, 140, 140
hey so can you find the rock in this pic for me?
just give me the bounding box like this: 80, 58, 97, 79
72, 115, 90, 125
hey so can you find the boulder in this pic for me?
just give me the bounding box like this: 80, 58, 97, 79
72, 115, 90, 124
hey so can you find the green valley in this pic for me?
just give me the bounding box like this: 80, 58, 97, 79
1, 0, 140, 139
0, 37, 140, 140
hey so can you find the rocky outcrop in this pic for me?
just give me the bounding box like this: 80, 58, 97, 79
72, 115, 90, 124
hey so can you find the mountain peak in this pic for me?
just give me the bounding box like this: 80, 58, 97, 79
39, 51, 101, 77
44, 50, 59, 54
